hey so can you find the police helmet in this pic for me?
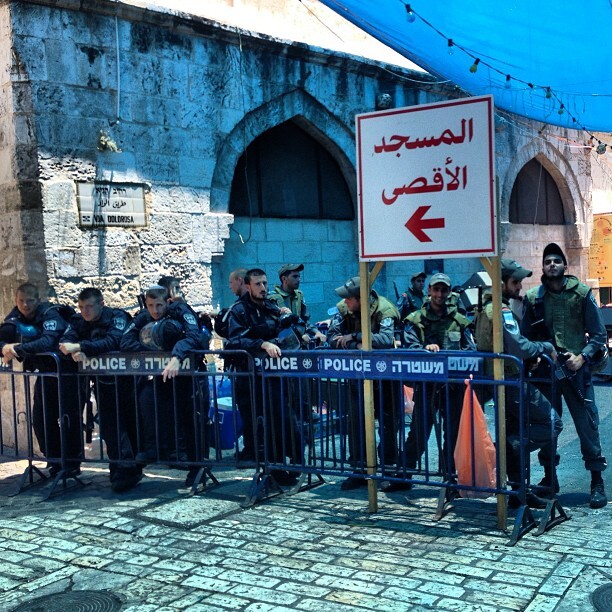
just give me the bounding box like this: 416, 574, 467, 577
139, 318, 185, 351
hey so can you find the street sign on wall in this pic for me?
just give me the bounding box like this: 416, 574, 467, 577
589, 214, 612, 286
77, 182, 147, 228
356, 95, 496, 261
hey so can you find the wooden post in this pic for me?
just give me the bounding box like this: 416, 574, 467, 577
359, 260, 379, 513
480, 255, 507, 529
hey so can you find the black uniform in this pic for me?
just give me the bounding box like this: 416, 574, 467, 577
60, 307, 141, 485
120, 302, 207, 464
0, 302, 80, 471
225, 293, 301, 464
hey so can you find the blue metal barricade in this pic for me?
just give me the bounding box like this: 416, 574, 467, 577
0, 347, 568, 543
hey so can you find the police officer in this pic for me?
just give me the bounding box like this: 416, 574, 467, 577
396, 272, 427, 321
214, 268, 249, 340
59, 287, 142, 492
522, 243, 608, 509
268, 263, 326, 345
120, 285, 207, 487
225, 268, 301, 485
400, 273, 474, 489
327, 276, 401, 490
474, 259, 562, 508
0, 283, 81, 476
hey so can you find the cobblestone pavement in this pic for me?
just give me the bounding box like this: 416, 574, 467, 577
0, 458, 609, 612
0, 387, 611, 611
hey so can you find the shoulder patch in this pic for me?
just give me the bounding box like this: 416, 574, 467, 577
43, 320, 57, 331
380, 317, 394, 327
113, 317, 126, 331
502, 309, 519, 334
184, 313, 197, 326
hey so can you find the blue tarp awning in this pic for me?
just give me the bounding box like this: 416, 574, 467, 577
319, 0, 612, 134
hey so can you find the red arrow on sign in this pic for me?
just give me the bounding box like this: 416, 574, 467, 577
405, 205, 445, 242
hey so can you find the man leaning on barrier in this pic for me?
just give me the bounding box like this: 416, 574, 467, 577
474, 259, 562, 509
120, 285, 208, 488
522, 242, 608, 509
0, 283, 81, 476
396, 273, 474, 492
327, 276, 401, 491
225, 267, 302, 486
59, 287, 142, 493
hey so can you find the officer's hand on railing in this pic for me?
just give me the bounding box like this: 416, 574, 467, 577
425, 343, 441, 352
2, 343, 18, 364
261, 341, 282, 358
59, 342, 80, 356
162, 356, 181, 382
336, 334, 353, 349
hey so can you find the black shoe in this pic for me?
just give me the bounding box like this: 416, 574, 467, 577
236, 448, 256, 462
185, 467, 201, 488
590, 483, 607, 509
340, 476, 368, 491
111, 472, 143, 493
135, 450, 157, 466
169, 450, 188, 463
271, 470, 299, 486
47, 463, 62, 477
380, 479, 413, 492
508, 491, 548, 509
536, 475, 560, 498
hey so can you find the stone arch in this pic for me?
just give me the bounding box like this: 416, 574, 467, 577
210, 88, 356, 213
500, 140, 588, 249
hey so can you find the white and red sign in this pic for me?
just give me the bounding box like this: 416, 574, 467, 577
356, 95, 496, 261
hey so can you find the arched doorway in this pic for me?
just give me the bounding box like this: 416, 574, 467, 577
216, 118, 355, 322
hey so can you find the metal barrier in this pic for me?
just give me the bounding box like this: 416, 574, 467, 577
253, 349, 568, 544
0, 351, 257, 498
0, 348, 569, 544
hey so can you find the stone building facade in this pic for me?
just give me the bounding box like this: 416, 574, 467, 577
0, 0, 607, 325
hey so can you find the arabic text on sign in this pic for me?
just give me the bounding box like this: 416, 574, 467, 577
374, 118, 473, 155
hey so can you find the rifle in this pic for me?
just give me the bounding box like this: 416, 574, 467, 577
393, 281, 400, 301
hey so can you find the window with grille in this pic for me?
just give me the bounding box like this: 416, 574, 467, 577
509, 158, 566, 224
229, 121, 353, 220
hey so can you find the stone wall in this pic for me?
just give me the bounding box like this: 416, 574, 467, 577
1, 0, 607, 322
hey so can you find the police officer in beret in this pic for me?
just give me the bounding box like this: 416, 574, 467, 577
0, 282, 81, 476
59, 287, 142, 493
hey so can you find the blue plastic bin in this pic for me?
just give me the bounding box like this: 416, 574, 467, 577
209, 397, 243, 450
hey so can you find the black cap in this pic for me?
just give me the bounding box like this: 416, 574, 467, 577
543, 243, 567, 266
335, 276, 361, 299
501, 259, 532, 281
278, 263, 304, 278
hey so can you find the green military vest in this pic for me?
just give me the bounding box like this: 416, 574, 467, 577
525, 276, 589, 354
474, 297, 519, 375
405, 306, 470, 349
269, 286, 305, 317
335, 293, 399, 333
